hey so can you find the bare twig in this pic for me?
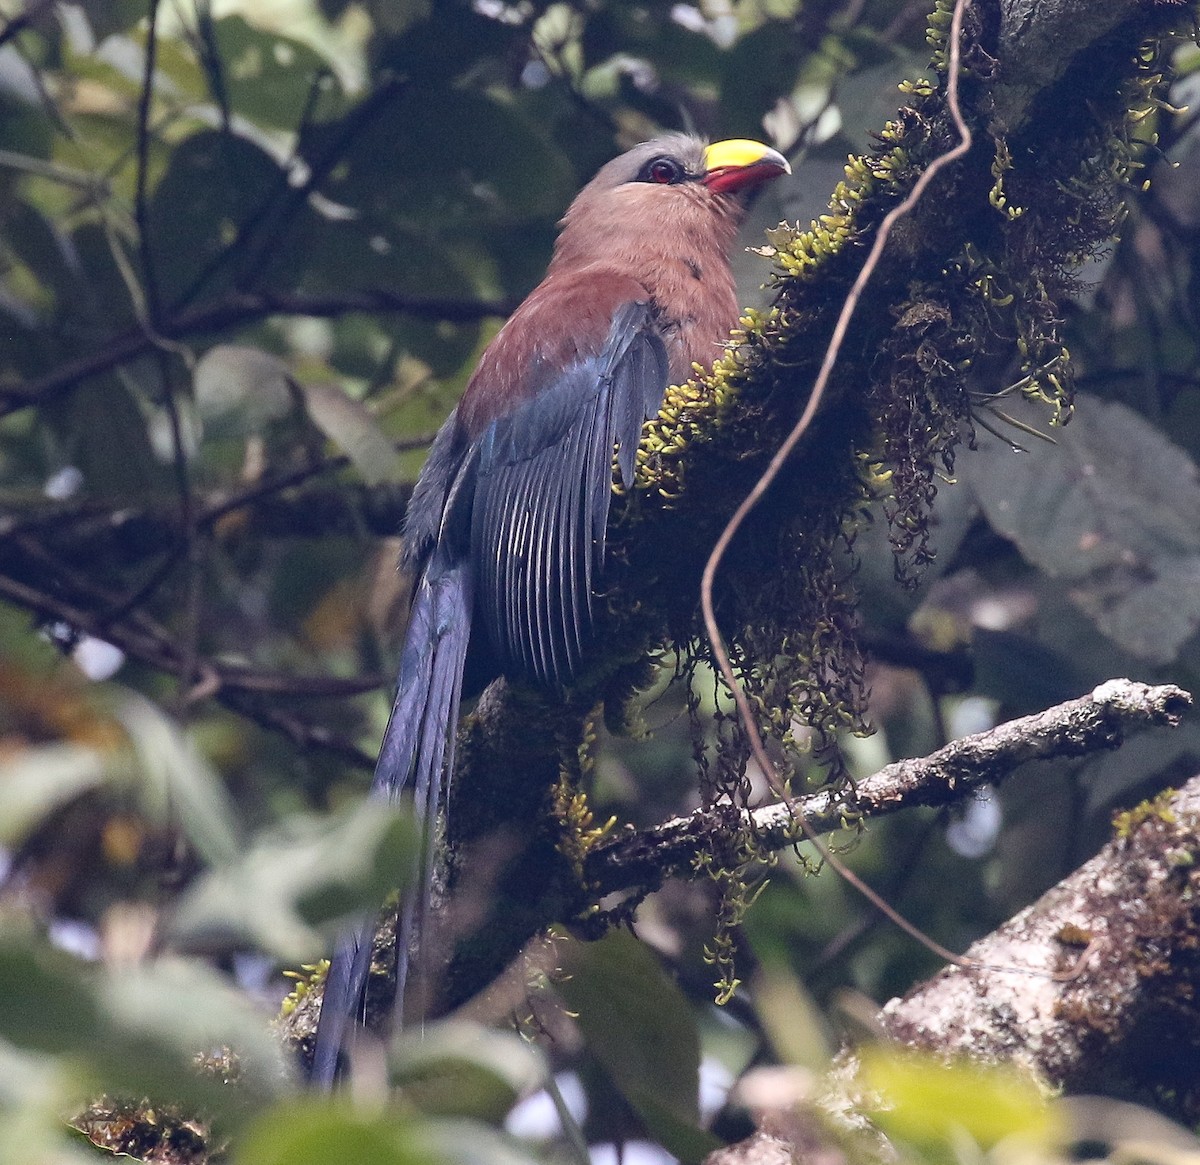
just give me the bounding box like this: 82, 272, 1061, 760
0, 0, 55, 52
0, 563, 381, 767
217, 689, 377, 770
0, 571, 385, 700
135, 0, 164, 331
0, 471, 419, 568
0, 290, 512, 418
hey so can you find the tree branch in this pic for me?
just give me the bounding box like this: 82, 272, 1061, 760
0, 570, 383, 766
282, 679, 1192, 1056
0, 290, 512, 417
585, 680, 1193, 896
873, 768, 1200, 1122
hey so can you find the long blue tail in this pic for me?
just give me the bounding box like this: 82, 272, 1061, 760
309, 556, 472, 1087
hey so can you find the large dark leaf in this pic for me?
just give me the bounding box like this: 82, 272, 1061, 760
964, 395, 1200, 664
78, 0, 145, 39
372, 5, 522, 86
390, 1023, 544, 1122
310, 87, 574, 229
45, 374, 166, 500
213, 16, 346, 129
718, 23, 803, 140
298, 217, 487, 375
557, 931, 719, 1164
148, 129, 291, 306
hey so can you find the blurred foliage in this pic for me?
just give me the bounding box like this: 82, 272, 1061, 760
0, 0, 1198, 1162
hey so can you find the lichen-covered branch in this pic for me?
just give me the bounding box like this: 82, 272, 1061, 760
586, 680, 1192, 895
877, 769, 1200, 1123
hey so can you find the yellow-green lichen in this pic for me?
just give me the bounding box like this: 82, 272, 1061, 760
279, 960, 327, 1019
1113, 790, 1179, 841
551, 712, 618, 889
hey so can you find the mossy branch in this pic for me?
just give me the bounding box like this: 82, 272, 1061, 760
298, 0, 1198, 1034
584, 680, 1192, 896
282, 679, 1191, 1059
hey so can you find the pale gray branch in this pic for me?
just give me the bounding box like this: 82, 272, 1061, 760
877, 768, 1200, 1109
587, 680, 1192, 896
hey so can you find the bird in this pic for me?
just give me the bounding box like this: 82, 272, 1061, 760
310, 133, 790, 1086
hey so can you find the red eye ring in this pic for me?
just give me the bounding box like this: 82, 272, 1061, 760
647, 158, 679, 184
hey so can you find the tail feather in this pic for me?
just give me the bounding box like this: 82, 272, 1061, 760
309, 558, 472, 1088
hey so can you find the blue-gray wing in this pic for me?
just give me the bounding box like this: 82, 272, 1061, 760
470, 302, 668, 687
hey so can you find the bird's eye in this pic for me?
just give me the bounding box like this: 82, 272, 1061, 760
642, 157, 683, 185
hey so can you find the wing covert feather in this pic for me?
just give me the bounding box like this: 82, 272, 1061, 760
470, 302, 669, 687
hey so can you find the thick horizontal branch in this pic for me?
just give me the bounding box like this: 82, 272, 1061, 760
283, 679, 1192, 1056
585, 680, 1192, 896
445, 679, 1191, 1017
876, 768, 1200, 1121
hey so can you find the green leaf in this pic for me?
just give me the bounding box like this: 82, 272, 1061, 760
390, 1022, 545, 1123
98, 955, 290, 1102
312, 87, 574, 227
237, 1105, 543, 1165
300, 381, 403, 485
965, 395, 1200, 664
750, 965, 832, 1072
234, 1103, 443, 1165
0, 930, 287, 1120
193, 343, 295, 437
0, 933, 103, 1056
117, 695, 242, 868
169, 801, 413, 960
47, 376, 165, 500
0, 744, 109, 847
0, 1043, 99, 1165
213, 16, 345, 129
148, 129, 290, 306
718, 24, 802, 140
4, 200, 85, 318
421, 1119, 546, 1165
860, 1048, 1061, 1159
557, 931, 719, 1163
